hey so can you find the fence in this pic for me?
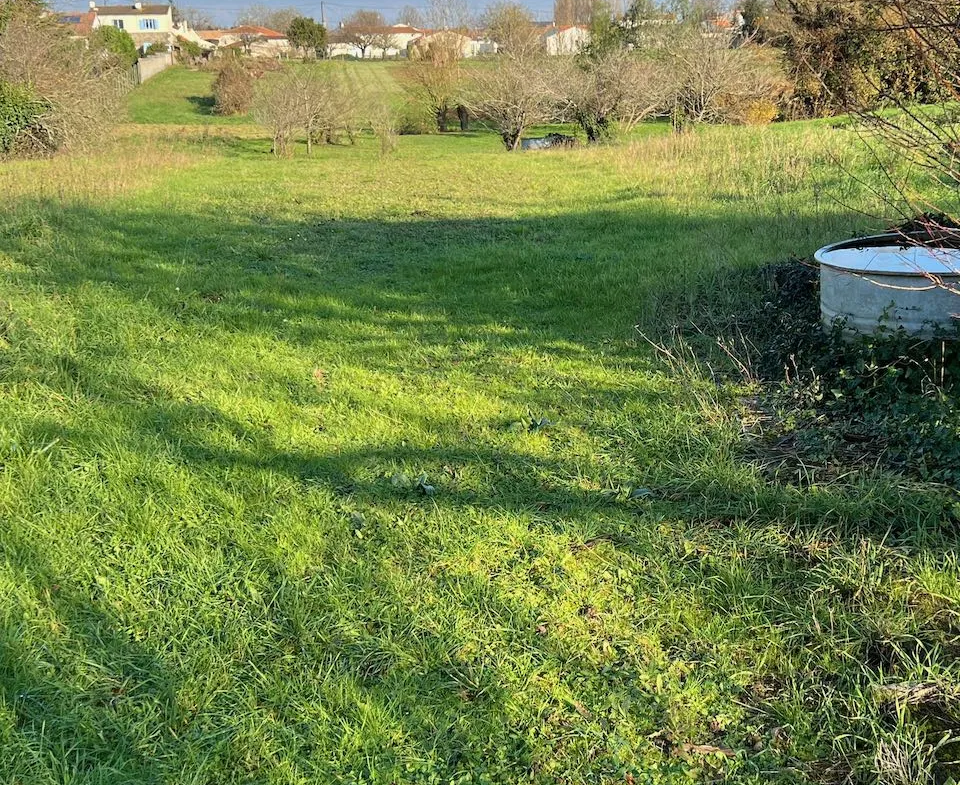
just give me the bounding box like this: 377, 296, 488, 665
133, 51, 174, 84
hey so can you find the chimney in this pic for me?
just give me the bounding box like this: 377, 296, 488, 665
89, 0, 96, 9
133, 1, 142, 8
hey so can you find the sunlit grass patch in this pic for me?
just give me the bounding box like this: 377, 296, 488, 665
0, 73, 957, 785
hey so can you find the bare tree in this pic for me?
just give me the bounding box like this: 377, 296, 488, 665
336, 9, 388, 58
400, 34, 463, 131
426, 0, 474, 30
564, 50, 671, 141
238, 30, 266, 56
662, 31, 791, 126
465, 55, 564, 149
252, 70, 304, 155
554, 0, 594, 26
173, 5, 216, 30
252, 67, 363, 156
483, 2, 542, 59
844, 0, 960, 289
236, 4, 300, 32
374, 29, 400, 58
395, 5, 425, 27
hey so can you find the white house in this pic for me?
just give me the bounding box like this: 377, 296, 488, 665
467, 30, 498, 56
407, 29, 472, 59
543, 24, 590, 55
329, 24, 423, 59
92, 2, 174, 49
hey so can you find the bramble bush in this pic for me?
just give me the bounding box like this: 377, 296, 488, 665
212, 59, 254, 115
0, 0, 120, 157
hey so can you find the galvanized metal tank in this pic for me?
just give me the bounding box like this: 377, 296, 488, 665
815, 234, 960, 337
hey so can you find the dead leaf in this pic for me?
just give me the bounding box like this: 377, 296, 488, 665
678, 743, 735, 758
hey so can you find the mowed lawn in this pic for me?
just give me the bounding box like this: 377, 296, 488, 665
1, 67, 959, 784
127, 61, 406, 124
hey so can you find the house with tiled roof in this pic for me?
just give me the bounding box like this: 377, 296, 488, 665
92, 2, 175, 48
198, 25, 291, 56
57, 9, 100, 36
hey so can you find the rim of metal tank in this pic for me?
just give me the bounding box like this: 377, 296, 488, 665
814, 233, 960, 277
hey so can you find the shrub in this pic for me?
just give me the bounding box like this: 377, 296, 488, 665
0, 79, 46, 154
740, 99, 779, 126
396, 102, 433, 135
368, 99, 397, 155
144, 41, 168, 56
664, 35, 791, 126
213, 60, 254, 115
90, 24, 138, 69
175, 36, 203, 63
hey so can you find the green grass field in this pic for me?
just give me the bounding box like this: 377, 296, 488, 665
127, 62, 406, 123
1, 65, 959, 784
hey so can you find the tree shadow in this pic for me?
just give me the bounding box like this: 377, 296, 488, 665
0, 193, 956, 781
185, 95, 217, 116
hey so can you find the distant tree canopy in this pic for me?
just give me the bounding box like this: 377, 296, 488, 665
425, 0, 473, 31
172, 5, 215, 30
395, 4, 425, 27
554, 0, 594, 26
483, 2, 540, 59
90, 24, 138, 68
287, 16, 327, 58
235, 4, 299, 32
337, 10, 395, 58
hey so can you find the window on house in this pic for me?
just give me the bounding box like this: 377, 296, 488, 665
112, 18, 124, 28
139, 18, 157, 30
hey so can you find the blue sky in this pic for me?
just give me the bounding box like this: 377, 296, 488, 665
54, 0, 557, 28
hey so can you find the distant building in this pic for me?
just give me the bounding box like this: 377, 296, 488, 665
407, 29, 472, 59
543, 24, 590, 55
198, 25, 291, 56
328, 24, 424, 59
57, 8, 100, 36
92, 2, 175, 49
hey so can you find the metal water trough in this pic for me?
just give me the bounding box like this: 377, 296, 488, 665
815, 234, 960, 337
520, 134, 578, 151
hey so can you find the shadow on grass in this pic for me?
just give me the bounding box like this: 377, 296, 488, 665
186, 94, 217, 116
0, 194, 958, 781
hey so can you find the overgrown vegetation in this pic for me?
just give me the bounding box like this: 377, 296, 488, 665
649, 257, 960, 483
252, 65, 363, 155
399, 34, 462, 133
0, 0, 121, 157
2, 72, 960, 780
